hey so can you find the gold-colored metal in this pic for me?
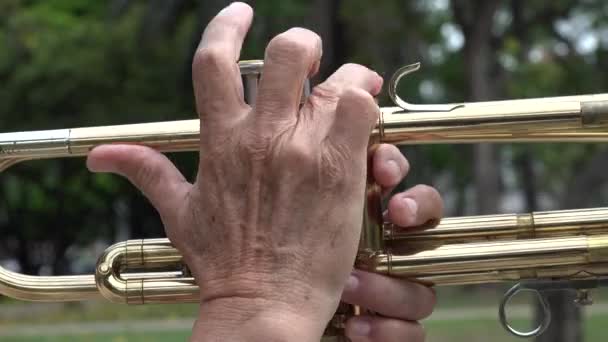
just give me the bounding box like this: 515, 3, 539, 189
384, 207, 608, 244
4, 95, 608, 171
3, 60, 608, 340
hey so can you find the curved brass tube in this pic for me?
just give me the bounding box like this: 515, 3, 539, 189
95, 239, 198, 304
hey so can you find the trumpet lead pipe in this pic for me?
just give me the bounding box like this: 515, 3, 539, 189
2, 95, 608, 171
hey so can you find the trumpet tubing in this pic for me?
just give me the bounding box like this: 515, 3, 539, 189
385, 207, 608, 244
3, 60, 608, 340
3, 97, 608, 171
2, 208, 608, 303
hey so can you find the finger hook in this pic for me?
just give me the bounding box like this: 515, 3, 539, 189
388, 62, 462, 112
498, 283, 552, 338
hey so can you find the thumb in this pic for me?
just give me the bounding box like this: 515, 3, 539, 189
87, 145, 191, 218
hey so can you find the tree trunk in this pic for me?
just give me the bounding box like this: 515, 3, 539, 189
180, 0, 234, 90
16, 237, 39, 275
453, 0, 502, 215
522, 148, 583, 342
536, 291, 582, 342
311, 0, 344, 81
534, 151, 608, 342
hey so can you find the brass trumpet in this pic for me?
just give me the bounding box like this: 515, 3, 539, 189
2, 60, 608, 341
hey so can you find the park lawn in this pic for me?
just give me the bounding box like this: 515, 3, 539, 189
4, 286, 608, 325
2, 313, 607, 342
1, 331, 191, 342
0, 301, 199, 326
425, 313, 608, 342
3, 288, 608, 341
0, 288, 550, 325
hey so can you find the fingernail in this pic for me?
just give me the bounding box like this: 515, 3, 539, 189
403, 197, 418, 216
87, 161, 105, 173
386, 159, 400, 178
309, 60, 321, 77
86, 150, 112, 173
350, 318, 371, 336
372, 72, 384, 95
87, 161, 115, 174
345, 273, 359, 292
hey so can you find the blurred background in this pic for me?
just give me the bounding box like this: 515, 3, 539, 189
1, 0, 608, 341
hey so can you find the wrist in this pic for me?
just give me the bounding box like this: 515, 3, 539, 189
192, 297, 330, 342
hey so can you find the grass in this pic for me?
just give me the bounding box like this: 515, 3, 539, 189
1, 332, 191, 342
0, 300, 199, 326
2, 315, 606, 342
3, 286, 608, 341
426, 313, 608, 342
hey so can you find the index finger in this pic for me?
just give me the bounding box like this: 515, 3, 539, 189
192, 2, 253, 123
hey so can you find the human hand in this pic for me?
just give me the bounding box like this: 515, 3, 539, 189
87, 2, 386, 341
341, 145, 443, 342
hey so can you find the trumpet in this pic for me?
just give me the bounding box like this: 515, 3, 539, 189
2, 60, 608, 341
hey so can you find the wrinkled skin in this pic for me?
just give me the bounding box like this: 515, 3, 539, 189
87, 3, 443, 342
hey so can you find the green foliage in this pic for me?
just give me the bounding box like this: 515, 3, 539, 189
0, 1, 201, 274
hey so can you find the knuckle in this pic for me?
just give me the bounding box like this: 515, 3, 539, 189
337, 88, 379, 128
338, 63, 376, 83
340, 87, 375, 107
282, 140, 317, 168
310, 82, 340, 102
239, 130, 272, 162
134, 160, 160, 190
320, 142, 352, 189
192, 46, 228, 76
266, 29, 318, 64
341, 62, 371, 75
